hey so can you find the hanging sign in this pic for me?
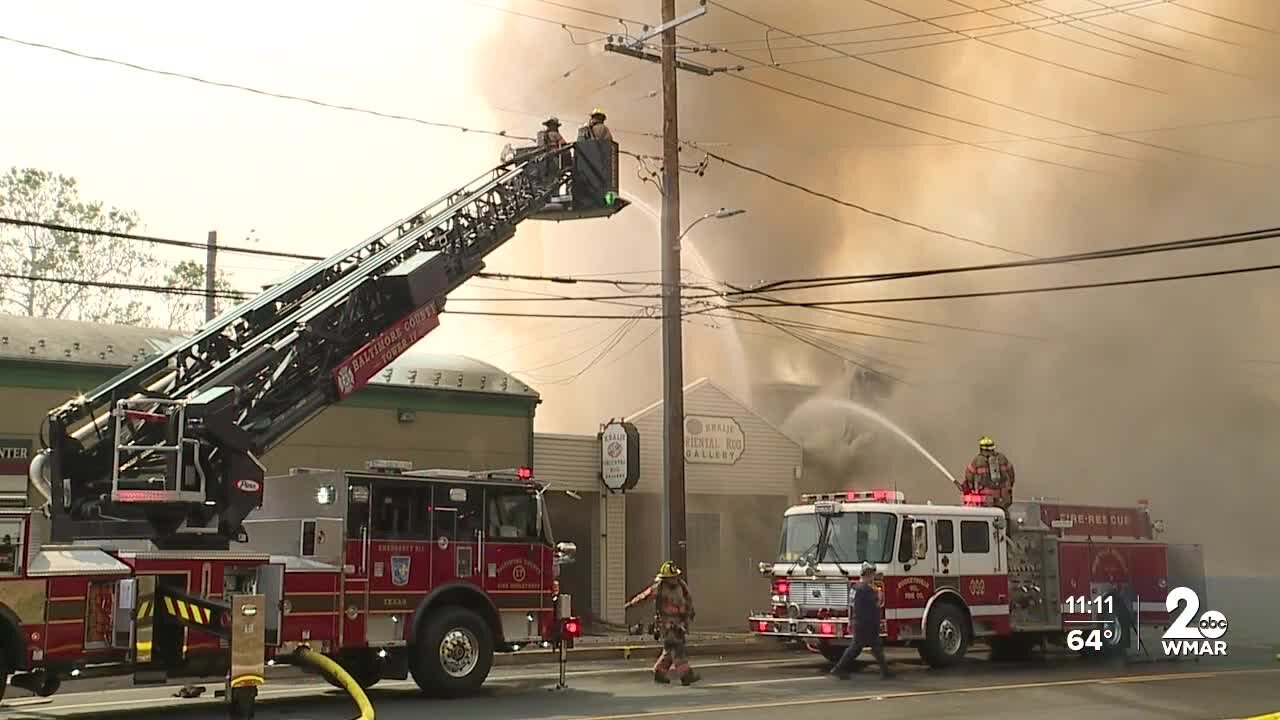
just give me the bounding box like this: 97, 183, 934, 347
599, 421, 640, 492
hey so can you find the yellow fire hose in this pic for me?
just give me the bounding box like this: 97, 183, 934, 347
290, 646, 375, 720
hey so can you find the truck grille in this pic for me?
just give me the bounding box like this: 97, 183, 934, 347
789, 580, 848, 610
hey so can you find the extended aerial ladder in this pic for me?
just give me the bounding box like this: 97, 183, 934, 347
31, 139, 628, 549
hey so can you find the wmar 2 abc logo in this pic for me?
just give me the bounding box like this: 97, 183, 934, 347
1160, 586, 1228, 657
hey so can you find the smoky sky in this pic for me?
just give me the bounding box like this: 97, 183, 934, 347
468, 1, 1280, 576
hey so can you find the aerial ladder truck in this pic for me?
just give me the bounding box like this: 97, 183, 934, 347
7, 139, 626, 718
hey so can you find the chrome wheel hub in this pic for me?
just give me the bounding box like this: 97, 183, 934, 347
939, 618, 963, 655
439, 627, 480, 678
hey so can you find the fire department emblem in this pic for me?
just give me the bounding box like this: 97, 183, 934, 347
391, 555, 411, 587
336, 365, 355, 396
512, 564, 527, 583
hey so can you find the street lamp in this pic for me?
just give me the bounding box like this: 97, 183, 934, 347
673, 208, 746, 248
661, 207, 747, 570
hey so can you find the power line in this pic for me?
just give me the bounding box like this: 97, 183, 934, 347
709, 25, 1144, 168
1169, 1, 1279, 34
736, 226, 1280, 294
698, 148, 1035, 257
723, 73, 1103, 175
0, 217, 316, 261
722, 260, 1280, 310
860, 0, 1170, 93
498, 0, 1105, 173
0, 34, 533, 141
707, 2, 1170, 168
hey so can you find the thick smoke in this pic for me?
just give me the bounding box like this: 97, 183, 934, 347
468, 2, 1280, 616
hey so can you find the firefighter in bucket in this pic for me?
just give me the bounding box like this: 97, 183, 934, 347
625, 561, 700, 685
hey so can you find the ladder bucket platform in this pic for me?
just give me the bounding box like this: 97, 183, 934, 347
529, 196, 630, 222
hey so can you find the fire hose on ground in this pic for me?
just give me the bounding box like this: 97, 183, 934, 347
289, 646, 375, 720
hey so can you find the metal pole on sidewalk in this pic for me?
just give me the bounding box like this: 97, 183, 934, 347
659, 0, 687, 572
205, 230, 217, 322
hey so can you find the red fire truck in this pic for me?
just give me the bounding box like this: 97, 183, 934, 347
0, 139, 624, 716
242, 462, 579, 693
748, 490, 1205, 666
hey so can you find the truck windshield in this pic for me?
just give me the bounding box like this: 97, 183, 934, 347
777, 511, 898, 564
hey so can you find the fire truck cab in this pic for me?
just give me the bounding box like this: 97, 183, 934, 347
240, 461, 578, 694
749, 489, 1181, 668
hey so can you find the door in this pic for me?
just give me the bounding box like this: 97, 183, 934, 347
934, 518, 956, 577
342, 481, 371, 646
429, 483, 484, 590
481, 485, 545, 596
365, 480, 429, 644
956, 518, 1005, 607
256, 563, 284, 647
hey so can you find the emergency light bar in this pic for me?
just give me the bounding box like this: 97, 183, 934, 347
801, 489, 905, 504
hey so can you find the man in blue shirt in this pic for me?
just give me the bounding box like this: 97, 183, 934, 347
830, 563, 894, 680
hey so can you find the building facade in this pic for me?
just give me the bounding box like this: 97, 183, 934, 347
531, 379, 805, 631
0, 313, 539, 498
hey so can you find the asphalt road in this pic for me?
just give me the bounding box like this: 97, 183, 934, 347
3, 647, 1277, 719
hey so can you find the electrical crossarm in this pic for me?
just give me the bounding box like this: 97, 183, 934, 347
31, 139, 628, 549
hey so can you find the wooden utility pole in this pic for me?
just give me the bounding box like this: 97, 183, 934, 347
659, 0, 687, 571
205, 230, 217, 322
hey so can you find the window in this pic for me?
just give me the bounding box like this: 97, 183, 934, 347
371, 484, 424, 539
960, 520, 990, 554
936, 519, 955, 554
897, 521, 913, 563
778, 514, 819, 562
485, 488, 538, 540
346, 482, 370, 540
826, 512, 898, 565
301, 520, 317, 557
0, 520, 24, 576
430, 484, 484, 541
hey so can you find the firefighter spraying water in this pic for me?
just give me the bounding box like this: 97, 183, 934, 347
625, 561, 701, 686
963, 435, 1016, 509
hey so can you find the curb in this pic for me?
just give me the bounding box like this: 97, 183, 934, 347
494, 640, 771, 666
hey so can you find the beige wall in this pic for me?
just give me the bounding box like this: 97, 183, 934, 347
0, 365, 536, 493
267, 407, 530, 474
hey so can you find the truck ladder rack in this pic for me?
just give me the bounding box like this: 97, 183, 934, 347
40, 139, 626, 547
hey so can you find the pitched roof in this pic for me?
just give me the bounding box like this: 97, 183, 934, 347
0, 314, 537, 399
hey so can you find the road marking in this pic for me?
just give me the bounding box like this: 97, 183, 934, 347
16, 655, 815, 715
579, 667, 1280, 719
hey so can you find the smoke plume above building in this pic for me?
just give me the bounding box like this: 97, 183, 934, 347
465, 1, 1280, 580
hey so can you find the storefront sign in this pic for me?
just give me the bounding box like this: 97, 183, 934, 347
684, 415, 745, 465
599, 421, 639, 492
0, 439, 31, 497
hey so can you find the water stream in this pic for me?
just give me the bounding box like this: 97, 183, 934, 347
626, 198, 753, 406
784, 395, 960, 488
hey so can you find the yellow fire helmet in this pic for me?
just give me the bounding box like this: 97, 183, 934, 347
978, 435, 996, 450
655, 560, 682, 579
591, 108, 607, 119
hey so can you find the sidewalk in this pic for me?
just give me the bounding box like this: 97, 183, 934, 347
494, 631, 772, 666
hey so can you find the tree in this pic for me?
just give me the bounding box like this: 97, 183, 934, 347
163, 260, 237, 331
0, 167, 158, 324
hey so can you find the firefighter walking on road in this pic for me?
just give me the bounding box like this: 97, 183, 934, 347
964, 435, 1016, 508
829, 563, 894, 680
625, 561, 700, 686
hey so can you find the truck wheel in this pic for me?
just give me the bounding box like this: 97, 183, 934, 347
411, 606, 494, 697
922, 604, 970, 668
1099, 596, 1133, 658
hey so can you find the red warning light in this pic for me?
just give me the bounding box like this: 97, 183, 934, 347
757, 621, 769, 632
819, 623, 835, 636
516, 467, 533, 480
563, 617, 581, 638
